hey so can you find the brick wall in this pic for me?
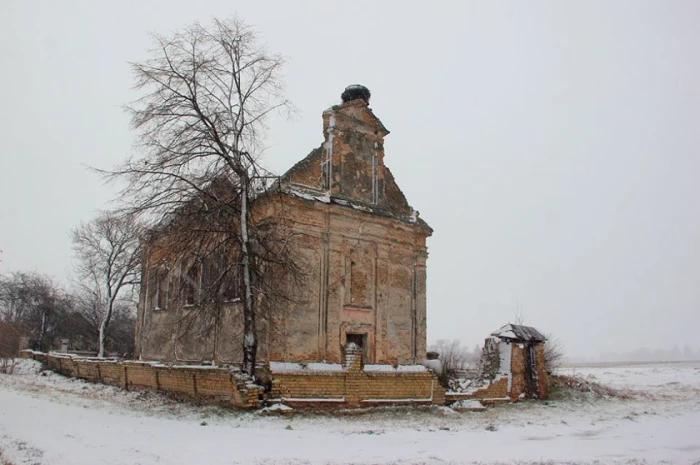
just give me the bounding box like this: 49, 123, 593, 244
533, 343, 549, 399
510, 344, 526, 399
23, 350, 446, 410
509, 342, 548, 400
22, 351, 262, 409
464, 378, 509, 403
268, 346, 445, 408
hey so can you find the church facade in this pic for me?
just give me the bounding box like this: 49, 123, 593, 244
135, 86, 432, 366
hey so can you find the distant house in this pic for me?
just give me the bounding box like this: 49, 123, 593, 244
135, 85, 433, 367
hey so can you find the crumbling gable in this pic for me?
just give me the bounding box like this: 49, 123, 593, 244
283, 85, 414, 218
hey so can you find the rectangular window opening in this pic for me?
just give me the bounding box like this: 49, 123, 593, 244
221, 264, 243, 303
153, 267, 169, 311
184, 263, 200, 306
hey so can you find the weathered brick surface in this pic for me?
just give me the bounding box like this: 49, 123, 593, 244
24, 351, 443, 409
194, 371, 234, 397
123, 363, 158, 390
534, 343, 549, 399
75, 361, 99, 381
468, 377, 509, 401
155, 368, 196, 396
270, 352, 444, 408
98, 362, 126, 387
23, 352, 260, 409
47, 355, 62, 371
507, 342, 548, 401
271, 369, 443, 408
58, 357, 78, 377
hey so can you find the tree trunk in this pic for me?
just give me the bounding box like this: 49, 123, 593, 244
240, 179, 257, 376
97, 308, 110, 358
37, 308, 48, 352
97, 323, 106, 358
97, 295, 114, 358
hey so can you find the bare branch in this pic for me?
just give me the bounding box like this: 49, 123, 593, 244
104, 16, 296, 375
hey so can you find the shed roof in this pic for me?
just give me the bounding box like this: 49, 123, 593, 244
491, 324, 546, 342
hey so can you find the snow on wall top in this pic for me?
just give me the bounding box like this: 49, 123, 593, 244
277, 185, 433, 233
269, 361, 344, 373
268, 361, 428, 374
363, 364, 428, 373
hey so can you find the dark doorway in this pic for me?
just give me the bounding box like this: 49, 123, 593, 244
346, 333, 368, 364
523, 344, 537, 398
346, 333, 364, 348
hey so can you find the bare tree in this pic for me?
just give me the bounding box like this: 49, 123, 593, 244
508, 307, 565, 373
0, 271, 70, 353
71, 213, 141, 358
107, 17, 293, 375
70, 293, 137, 357
543, 333, 565, 373
428, 339, 479, 384
512, 302, 526, 325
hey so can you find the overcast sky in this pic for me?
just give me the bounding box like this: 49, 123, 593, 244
1, 1, 699, 359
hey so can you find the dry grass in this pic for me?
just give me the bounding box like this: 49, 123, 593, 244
550, 374, 637, 400
0, 448, 17, 465
0, 359, 16, 375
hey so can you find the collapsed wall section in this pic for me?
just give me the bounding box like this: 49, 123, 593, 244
444, 336, 549, 404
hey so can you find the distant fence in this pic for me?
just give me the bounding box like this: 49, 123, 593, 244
21, 351, 262, 409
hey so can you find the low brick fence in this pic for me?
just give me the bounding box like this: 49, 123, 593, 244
22, 348, 447, 410
22, 351, 262, 409
268, 346, 446, 408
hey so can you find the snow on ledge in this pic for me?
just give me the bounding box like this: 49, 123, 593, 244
363, 364, 396, 372
269, 361, 429, 374
497, 330, 518, 339
162, 364, 234, 370
307, 362, 343, 372
397, 365, 428, 372
360, 398, 432, 403
451, 400, 486, 410
269, 362, 305, 372
364, 364, 428, 373
269, 361, 344, 373
281, 397, 346, 403
261, 403, 294, 412
422, 359, 442, 373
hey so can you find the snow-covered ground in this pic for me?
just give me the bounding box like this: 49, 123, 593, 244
1, 359, 699, 465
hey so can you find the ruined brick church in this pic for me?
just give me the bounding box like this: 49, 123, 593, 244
136, 85, 432, 367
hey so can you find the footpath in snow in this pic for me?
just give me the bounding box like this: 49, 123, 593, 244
1, 359, 699, 465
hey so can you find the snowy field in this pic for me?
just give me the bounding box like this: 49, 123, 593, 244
1, 359, 699, 465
